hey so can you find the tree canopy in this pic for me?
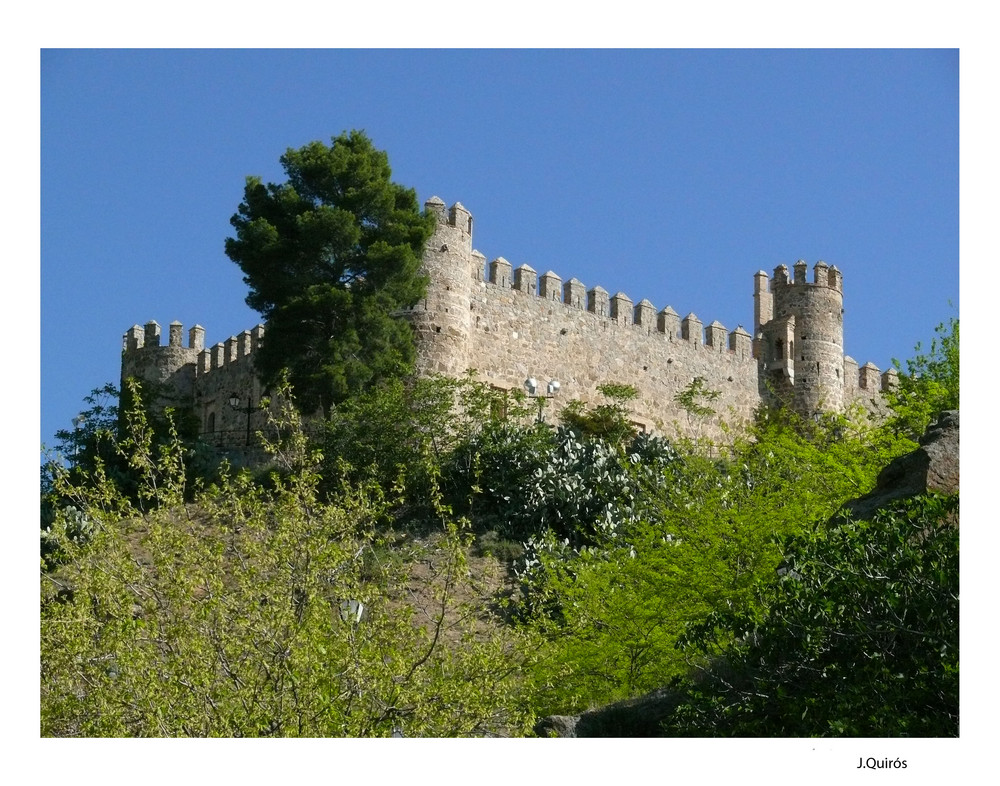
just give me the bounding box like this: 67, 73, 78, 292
225, 131, 436, 416
667, 493, 958, 737
888, 316, 959, 439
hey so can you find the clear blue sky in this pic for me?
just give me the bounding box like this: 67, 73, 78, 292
41, 48, 958, 451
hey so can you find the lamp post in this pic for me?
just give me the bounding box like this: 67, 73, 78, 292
228, 394, 256, 447
523, 377, 560, 423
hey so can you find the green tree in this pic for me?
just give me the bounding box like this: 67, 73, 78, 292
674, 376, 721, 419
42, 381, 224, 527
668, 494, 959, 737
40, 382, 542, 737
225, 131, 436, 417
48, 383, 121, 472
559, 382, 640, 445
512, 404, 911, 716
888, 316, 959, 438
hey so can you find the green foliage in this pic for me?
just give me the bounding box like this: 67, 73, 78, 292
43, 381, 227, 532
225, 131, 436, 417
42, 313, 959, 734
50, 383, 121, 473
321, 372, 537, 519
510, 428, 677, 548
674, 376, 721, 419
43, 384, 121, 559
41, 383, 542, 737
667, 494, 959, 737
513, 404, 915, 716
320, 374, 461, 504
888, 316, 959, 438
452, 419, 555, 533
559, 382, 639, 445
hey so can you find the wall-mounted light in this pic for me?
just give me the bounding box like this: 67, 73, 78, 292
524, 377, 560, 422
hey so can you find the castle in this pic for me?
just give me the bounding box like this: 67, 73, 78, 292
121, 197, 896, 450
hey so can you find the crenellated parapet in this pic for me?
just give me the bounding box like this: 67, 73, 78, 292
121, 319, 205, 407
844, 357, 899, 396
195, 324, 264, 376
477, 248, 750, 355
420, 197, 770, 441
412, 199, 759, 418
121, 319, 269, 453
122, 320, 264, 379
123, 320, 206, 353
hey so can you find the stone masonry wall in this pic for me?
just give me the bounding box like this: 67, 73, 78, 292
193, 330, 270, 450
121, 321, 272, 452
466, 273, 760, 442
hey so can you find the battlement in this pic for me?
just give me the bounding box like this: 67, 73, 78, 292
766, 260, 843, 292
123, 320, 265, 376
424, 196, 473, 237
196, 325, 265, 376
123, 320, 206, 352
844, 357, 899, 394
478, 251, 752, 355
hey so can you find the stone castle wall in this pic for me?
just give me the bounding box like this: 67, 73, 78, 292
121, 197, 898, 449
122, 321, 270, 450
462, 266, 761, 441
409, 198, 896, 442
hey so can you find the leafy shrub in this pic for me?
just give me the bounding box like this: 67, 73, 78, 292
888, 317, 959, 439
667, 494, 959, 737
40, 382, 544, 737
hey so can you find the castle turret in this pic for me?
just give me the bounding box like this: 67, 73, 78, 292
758, 261, 845, 415
121, 319, 201, 410
409, 197, 478, 376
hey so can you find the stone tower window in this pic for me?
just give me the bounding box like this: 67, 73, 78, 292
207, 412, 216, 433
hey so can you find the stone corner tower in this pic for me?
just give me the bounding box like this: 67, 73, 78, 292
755, 260, 845, 416
120, 319, 204, 410
406, 196, 480, 377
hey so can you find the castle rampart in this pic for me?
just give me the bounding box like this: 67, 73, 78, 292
121, 320, 269, 451
121, 197, 894, 450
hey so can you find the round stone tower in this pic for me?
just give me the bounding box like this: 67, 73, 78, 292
121, 319, 203, 409
407, 197, 480, 377
759, 260, 845, 415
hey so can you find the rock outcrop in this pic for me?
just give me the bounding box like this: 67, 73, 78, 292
843, 410, 959, 522
534, 688, 686, 738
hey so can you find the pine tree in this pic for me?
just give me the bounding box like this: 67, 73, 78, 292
225, 131, 436, 416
